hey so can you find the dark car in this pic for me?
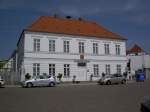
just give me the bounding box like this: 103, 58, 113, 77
141, 96, 150, 112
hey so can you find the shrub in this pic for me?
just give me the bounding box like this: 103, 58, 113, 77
25, 73, 31, 80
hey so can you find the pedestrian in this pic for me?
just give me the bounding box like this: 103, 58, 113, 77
102, 72, 105, 78
57, 73, 62, 83
72, 75, 76, 83
90, 74, 93, 82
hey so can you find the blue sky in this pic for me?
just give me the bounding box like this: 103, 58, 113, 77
0, 0, 150, 59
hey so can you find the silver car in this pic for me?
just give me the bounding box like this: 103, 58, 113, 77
0, 76, 5, 87
22, 75, 56, 88
98, 74, 126, 85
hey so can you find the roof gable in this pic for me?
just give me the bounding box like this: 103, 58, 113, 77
128, 44, 144, 54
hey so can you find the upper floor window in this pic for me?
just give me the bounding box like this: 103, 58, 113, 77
49, 40, 55, 52
64, 64, 70, 77
64, 41, 70, 53
116, 45, 120, 55
93, 64, 99, 76
104, 44, 110, 55
116, 64, 121, 74
105, 64, 110, 75
79, 42, 84, 54
93, 43, 98, 54
33, 63, 40, 76
34, 39, 40, 52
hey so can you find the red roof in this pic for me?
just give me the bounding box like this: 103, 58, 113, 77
25, 16, 126, 40
128, 44, 144, 54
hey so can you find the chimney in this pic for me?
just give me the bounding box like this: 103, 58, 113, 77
78, 17, 83, 21
66, 16, 71, 19
54, 14, 58, 18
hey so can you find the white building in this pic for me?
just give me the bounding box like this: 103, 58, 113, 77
127, 44, 150, 79
17, 16, 127, 81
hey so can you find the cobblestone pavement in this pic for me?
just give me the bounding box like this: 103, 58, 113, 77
0, 80, 150, 112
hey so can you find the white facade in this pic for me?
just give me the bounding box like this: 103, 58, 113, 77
127, 53, 150, 79
17, 31, 127, 81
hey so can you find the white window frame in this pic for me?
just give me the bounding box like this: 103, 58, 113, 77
34, 39, 40, 52
64, 41, 70, 53
93, 64, 99, 76
79, 42, 84, 54
104, 44, 110, 55
33, 63, 40, 76
106, 64, 111, 75
64, 64, 70, 77
116, 45, 121, 55
116, 64, 121, 74
49, 64, 55, 76
49, 40, 55, 52
93, 43, 98, 54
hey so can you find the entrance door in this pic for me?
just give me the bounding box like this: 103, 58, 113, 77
77, 67, 87, 81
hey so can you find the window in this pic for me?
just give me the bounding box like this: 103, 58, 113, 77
104, 44, 110, 55
93, 43, 98, 54
79, 42, 84, 54
49, 64, 55, 76
64, 64, 70, 77
116, 45, 120, 55
49, 40, 55, 52
105, 64, 110, 75
33, 63, 40, 76
116, 65, 121, 74
64, 41, 70, 53
34, 39, 40, 51
93, 64, 99, 76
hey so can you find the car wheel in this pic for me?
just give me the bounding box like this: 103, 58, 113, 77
49, 82, 55, 87
27, 82, 33, 88
0, 83, 1, 87
106, 80, 111, 85
121, 80, 126, 84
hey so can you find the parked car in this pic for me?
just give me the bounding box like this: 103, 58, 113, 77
0, 76, 5, 87
140, 96, 150, 112
98, 74, 126, 85
22, 75, 56, 88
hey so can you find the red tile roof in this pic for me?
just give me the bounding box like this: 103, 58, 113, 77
25, 16, 126, 40
128, 44, 144, 54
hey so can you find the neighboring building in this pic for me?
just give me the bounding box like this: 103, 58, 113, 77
127, 44, 150, 79
16, 16, 127, 81
10, 50, 18, 72
0, 59, 12, 72
0, 50, 18, 72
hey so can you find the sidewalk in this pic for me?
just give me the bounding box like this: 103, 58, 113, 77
4, 80, 137, 88
5, 85, 21, 88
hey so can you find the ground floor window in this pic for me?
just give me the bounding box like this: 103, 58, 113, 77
106, 64, 111, 75
93, 64, 99, 76
64, 64, 70, 77
33, 63, 40, 76
116, 65, 121, 74
49, 64, 55, 76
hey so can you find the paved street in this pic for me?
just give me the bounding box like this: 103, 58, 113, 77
0, 81, 150, 112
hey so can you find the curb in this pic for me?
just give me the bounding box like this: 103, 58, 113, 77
4, 80, 137, 88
